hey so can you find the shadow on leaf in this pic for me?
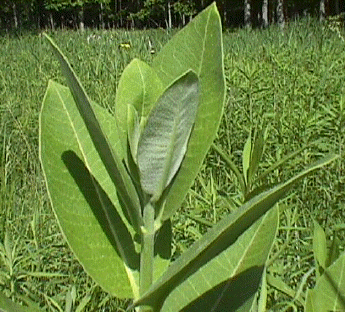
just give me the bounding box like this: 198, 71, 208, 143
182, 266, 264, 312
61, 150, 140, 270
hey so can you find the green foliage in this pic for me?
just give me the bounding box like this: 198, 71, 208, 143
305, 223, 345, 311
151, 2, 225, 221
0, 291, 40, 312
313, 220, 328, 275
40, 79, 142, 298
44, 0, 110, 11
0, 14, 345, 312
39, 3, 225, 310
137, 70, 199, 202
130, 154, 337, 311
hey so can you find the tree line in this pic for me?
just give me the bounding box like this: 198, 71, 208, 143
0, 0, 344, 31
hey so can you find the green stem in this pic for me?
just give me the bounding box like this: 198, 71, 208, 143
139, 202, 155, 311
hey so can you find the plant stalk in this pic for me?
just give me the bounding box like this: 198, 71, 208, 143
139, 202, 155, 311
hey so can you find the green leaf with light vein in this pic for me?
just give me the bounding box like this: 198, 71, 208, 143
159, 206, 278, 312
152, 2, 225, 221
305, 251, 345, 312
40, 80, 138, 298
40, 81, 171, 299
44, 34, 142, 233
130, 153, 338, 310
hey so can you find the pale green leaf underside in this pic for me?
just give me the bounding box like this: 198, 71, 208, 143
40, 81, 170, 299
305, 251, 345, 311
160, 207, 278, 312
152, 2, 225, 221
44, 34, 142, 233
138, 70, 199, 200
131, 153, 338, 310
40, 80, 136, 298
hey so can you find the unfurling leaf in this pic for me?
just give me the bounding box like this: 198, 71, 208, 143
137, 70, 199, 202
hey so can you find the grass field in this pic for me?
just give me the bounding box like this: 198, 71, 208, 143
0, 17, 345, 311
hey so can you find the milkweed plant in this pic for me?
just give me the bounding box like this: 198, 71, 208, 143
0, 2, 342, 312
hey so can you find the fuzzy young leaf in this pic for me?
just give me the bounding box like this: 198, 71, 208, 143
137, 70, 199, 202
127, 104, 141, 163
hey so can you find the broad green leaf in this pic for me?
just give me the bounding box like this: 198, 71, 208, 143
152, 2, 225, 220
40, 80, 137, 298
115, 58, 163, 159
0, 292, 41, 312
305, 289, 316, 312
44, 34, 142, 232
137, 71, 199, 202
313, 220, 327, 270
258, 269, 268, 312
242, 131, 252, 187
157, 207, 278, 312
40, 81, 171, 299
131, 153, 338, 310
305, 251, 345, 312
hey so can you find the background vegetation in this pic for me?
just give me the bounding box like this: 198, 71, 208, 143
0, 0, 344, 31
0, 9, 345, 312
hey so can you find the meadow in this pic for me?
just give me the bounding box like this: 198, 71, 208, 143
0, 17, 344, 311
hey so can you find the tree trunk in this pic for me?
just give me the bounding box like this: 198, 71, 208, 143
99, 2, 105, 29
49, 11, 54, 29
262, 0, 268, 28
320, 0, 326, 22
79, 6, 85, 31
36, 0, 45, 28
244, 0, 251, 28
12, 2, 18, 29
277, 0, 285, 29
167, 1, 172, 29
